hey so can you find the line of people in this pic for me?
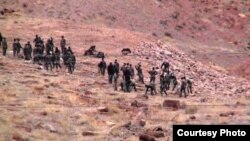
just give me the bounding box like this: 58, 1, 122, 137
98, 57, 193, 98
0, 33, 76, 74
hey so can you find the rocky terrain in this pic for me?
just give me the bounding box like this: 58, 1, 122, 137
0, 0, 250, 141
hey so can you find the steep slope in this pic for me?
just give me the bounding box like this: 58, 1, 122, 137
0, 17, 250, 140
1, 0, 250, 75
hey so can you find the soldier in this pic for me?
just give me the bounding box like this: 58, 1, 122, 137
33, 47, 40, 64
107, 62, 115, 84
71, 53, 76, 72
129, 64, 134, 79
54, 51, 61, 69
170, 73, 178, 91
130, 78, 137, 92
113, 73, 118, 91
180, 77, 187, 97
98, 58, 106, 76
145, 82, 156, 95
148, 67, 158, 83
0, 32, 2, 46
66, 56, 74, 74
123, 66, 131, 92
13, 39, 18, 57
67, 46, 73, 55
33, 34, 40, 46
120, 63, 127, 73
26, 41, 32, 60
114, 59, 119, 76
161, 61, 170, 73
55, 47, 61, 57
2, 38, 8, 56
60, 36, 66, 54
187, 79, 192, 94
44, 53, 53, 71
16, 39, 22, 56
160, 73, 167, 96
51, 53, 56, 68
135, 63, 144, 83
46, 39, 52, 55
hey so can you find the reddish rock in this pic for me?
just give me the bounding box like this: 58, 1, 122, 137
163, 99, 181, 110
145, 126, 165, 138
139, 134, 156, 141
219, 112, 235, 117
82, 131, 97, 136
98, 107, 109, 113
41, 111, 48, 116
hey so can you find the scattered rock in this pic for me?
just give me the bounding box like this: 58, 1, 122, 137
47, 96, 55, 99
163, 99, 181, 110
219, 112, 235, 117
139, 134, 156, 141
98, 107, 109, 113
190, 115, 196, 120
40, 111, 48, 116
82, 131, 97, 136
142, 126, 165, 138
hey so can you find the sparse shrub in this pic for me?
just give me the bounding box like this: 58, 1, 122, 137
152, 32, 157, 37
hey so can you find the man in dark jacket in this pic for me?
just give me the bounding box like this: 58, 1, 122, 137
107, 62, 115, 84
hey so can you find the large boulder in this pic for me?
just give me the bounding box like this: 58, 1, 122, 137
163, 99, 181, 110
139, 134, 156, 141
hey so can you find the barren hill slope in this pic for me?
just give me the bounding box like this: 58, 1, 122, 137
1, 0, 250, 74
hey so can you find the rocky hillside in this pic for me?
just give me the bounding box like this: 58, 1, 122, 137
1, 0, 250, 74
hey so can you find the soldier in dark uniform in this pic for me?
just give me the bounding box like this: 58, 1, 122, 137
123, 66, 131, 92
16, 39, 22, 56
46, 39, 52, 55
129, 64, 134, 79
13, 39, 18, 57
54, 51, 61, 69
180, 77, 187, 97
44, 53, 53, 71
98, 58, 106, 76
187, 79, 193, 94
60, 36, 66, 54
107, 62, 115, 84
160, 73, 167, 96
145, 82, 156, 95
170, 73, 178, 91
135, 63, 144, 83
66, 57, 74, 74
114, 73, 118, 91
161, 61, 170, 73
114, 59, 119, 76
148, 67, 158, 83
26, 41, 32, 60
2, 38, 8, 56
71, 53, 76, 72
0, 33, 3, 47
